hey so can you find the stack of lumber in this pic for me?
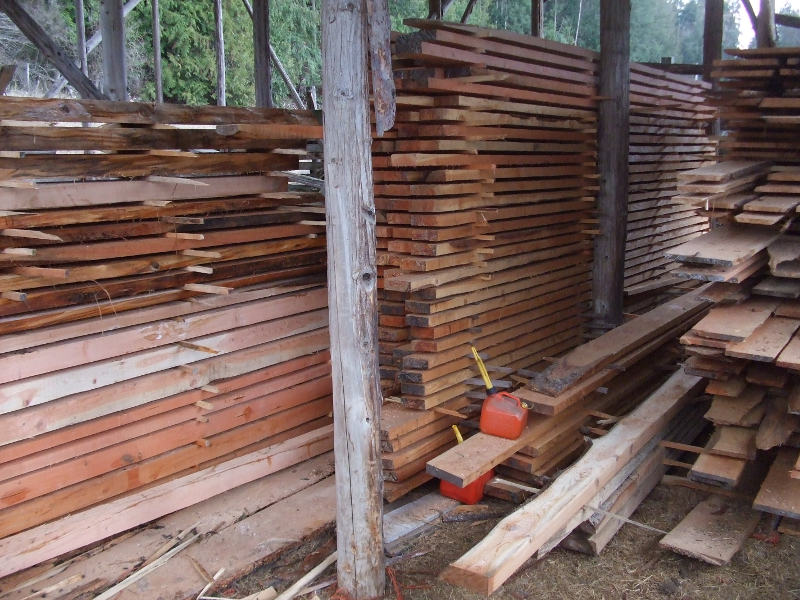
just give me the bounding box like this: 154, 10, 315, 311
427, 288, 710, 494
0, 96, 332, 574
673, 160, 770, 222
374, 20, 721, 499
439, 368, 706, 595
714, 47, 800, 164
374, 20, 596, 497
676, 299, 800, 499
624, 65, 715, 295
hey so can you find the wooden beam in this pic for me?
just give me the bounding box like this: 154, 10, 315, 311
322, 0, 384, 597
756, 0, 776, 47
240, 0, 305, 109
0, 0, 107, 99
592, 0, 630, 329
75, 0, 88, 75
531, 0, 544, 36
366, 0, 395, 136
152, 0, 163, 102
741, 0, 758, 32
460, 0, 479, 23
440, 370, 704, 595
776, 12, 800, 29
214, 0, 226, 106
703, 0, 723, 82
253, 0, 273, 108
99, 0, 128, 101
46, 0, 144, 97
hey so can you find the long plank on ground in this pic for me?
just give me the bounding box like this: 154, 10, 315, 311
439, 370, 703, 596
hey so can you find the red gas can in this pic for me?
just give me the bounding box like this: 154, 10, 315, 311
479, 391, 528, 440
439, 469, 495, 505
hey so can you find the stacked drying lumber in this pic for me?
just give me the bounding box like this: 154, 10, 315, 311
624, 64, 715, 294
664, 192, 800, 520
439, 368, 705, 595
714, 47, 800, 164
674, 160, 770, 222
375, 20, 596, 498
0, 96, 331, 573
427, 288, 710, 492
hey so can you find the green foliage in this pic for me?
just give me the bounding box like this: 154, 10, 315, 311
9, 0, 745, 104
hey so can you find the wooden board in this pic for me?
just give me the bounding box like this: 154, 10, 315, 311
439, 370, 702, 595
659, 495, 759, 565
753, 447, 800, 519
666, 225, 779, 267
726, 316, 800, 362
692, 298, 778, 342
0, 425, 334, 578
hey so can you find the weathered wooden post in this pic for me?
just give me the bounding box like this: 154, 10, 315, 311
213, 0, 226, 106
322, 0, 385, 597
152, 0, 163, 102
253, 0, 272, 108
531, 0, 543, 37
757, 0, 776, 47
592, 0, 630, 330
703, 0, 723, 82
99, 0, 128, 101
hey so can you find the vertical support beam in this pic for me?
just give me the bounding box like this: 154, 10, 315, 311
151, 0, 163, 103
757, 0, 776, 47
703, 0, 723, 82
322, 0, 385, 597
99, 0, 128, 101
531, 0, 543, 36
593, 0, 630, 330
75, 0, 88, 75
253, 0, 273, 108
213, 0, 226, 106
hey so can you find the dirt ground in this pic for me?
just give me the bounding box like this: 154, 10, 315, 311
226, 484, 800, 600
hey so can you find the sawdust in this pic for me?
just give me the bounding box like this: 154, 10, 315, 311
231, 485, 800, 600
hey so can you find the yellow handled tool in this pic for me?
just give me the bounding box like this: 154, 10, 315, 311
471, 345, 495, 394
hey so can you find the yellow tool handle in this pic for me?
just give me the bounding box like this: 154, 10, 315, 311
451, 424, 464, 444
471, 346, 493, 391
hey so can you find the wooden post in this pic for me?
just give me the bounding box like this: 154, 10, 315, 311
75, 0, 88, 75
531, 0, 543, 36
99, 0, 128, 101
151, 0, 163, 103
592, 0, 630, 330
239, 0, 306, 109
253, 0, 272, 108
214, 0, 226, 106
322, 0, 384, 597
757, 0, 776, 47
0, 0, 106, 99
47, 0, 144, 98
703, 0, 723, 82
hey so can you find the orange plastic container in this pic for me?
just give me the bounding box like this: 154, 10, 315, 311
479, 392, 528, 440
439, 469, 495, 505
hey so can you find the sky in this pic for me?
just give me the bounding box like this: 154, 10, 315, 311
737, 0, 800, 47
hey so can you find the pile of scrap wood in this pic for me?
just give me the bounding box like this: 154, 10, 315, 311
439, 367, 707, 595
0, 97, 332, 577
650, 47, 800, 545
426, 286, 710, 516
375, 20, 715, 500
